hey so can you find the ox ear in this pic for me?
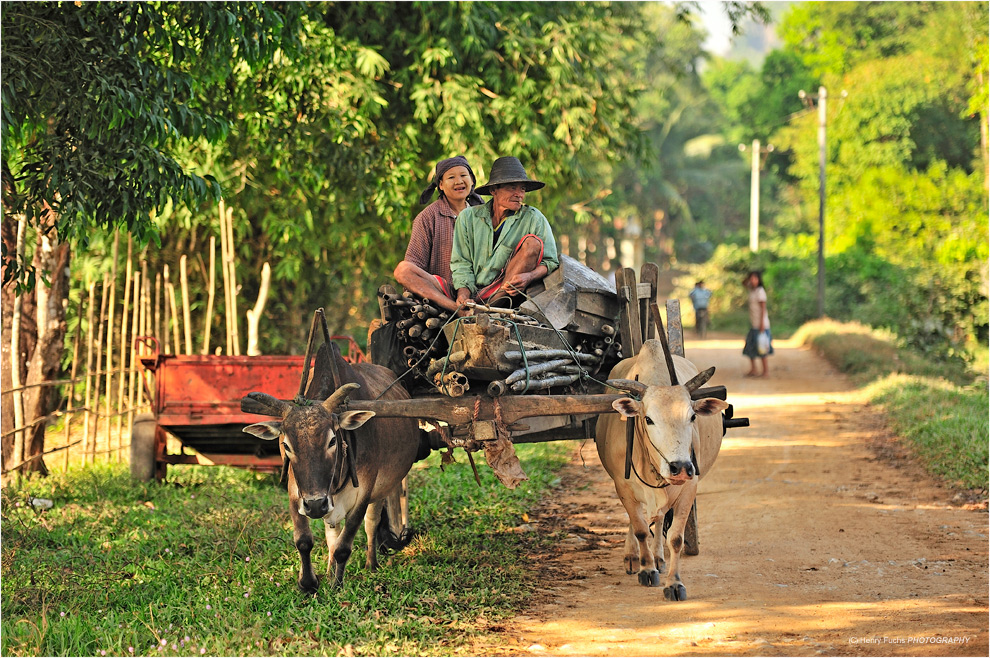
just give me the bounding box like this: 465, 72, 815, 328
243, 421, 283, 441
339, 410, 376, 430
693, 397, 729, 416
611, 397, 642, 419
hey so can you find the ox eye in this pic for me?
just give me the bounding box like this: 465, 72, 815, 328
644, 416, 655, 426
690, 413, 697, 422
282, 440, 293, 454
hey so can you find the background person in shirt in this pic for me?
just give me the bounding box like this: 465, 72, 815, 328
450, 156, 559, 311
688, 280, 712, 338
393, 155, 483, 314
742, 270, 773, 377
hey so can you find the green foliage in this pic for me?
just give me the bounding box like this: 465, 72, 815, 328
1, 2, 306, 285
1, 443, 571, 656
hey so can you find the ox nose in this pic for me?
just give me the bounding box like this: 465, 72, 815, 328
302, 494, 330, 518
668, 461, 695, 479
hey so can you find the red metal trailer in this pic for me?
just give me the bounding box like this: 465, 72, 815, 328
131, 335, 364, 481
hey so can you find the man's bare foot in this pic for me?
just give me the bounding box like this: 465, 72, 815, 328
744, 371, 758, 377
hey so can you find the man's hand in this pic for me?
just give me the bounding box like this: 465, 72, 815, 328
501, 271, 532, 296
455, 288, 474, 317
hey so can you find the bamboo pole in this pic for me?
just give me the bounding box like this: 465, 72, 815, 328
10, 218, 26, 480
127, 270, 141, 442
162, 265, 172, 355
63, 292, 84, 471
82, 279, 97, 465
246, 262, 271, 356
167, 275, 181, 357
138, 267, 150, 409
114, 237, 133, 460
222, 202, 241, 355
218, 199, 233, 355
180, 254, 192, 355
155, 271, 163, 353
103, 273, 116, 464
201, 236, 216, 355
91, 273, 110, 465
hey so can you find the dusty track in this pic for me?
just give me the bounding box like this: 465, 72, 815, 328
479, 334, 988, 657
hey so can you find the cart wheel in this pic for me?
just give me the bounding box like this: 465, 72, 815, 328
130, 413, 158, 481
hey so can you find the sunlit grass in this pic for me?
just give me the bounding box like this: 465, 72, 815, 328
1, 442, 570, 656
796, 319, 988, 492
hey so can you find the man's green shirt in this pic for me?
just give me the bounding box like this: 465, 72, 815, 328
449, 201, 559, 293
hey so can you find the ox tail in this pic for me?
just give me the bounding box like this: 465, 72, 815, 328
375, 484, 414, 555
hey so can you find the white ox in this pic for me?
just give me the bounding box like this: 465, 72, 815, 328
596, 339, 728, 600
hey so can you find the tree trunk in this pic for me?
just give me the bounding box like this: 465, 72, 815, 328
20, 220, 71, 475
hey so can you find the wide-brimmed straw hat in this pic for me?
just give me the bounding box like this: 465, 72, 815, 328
475, 156, 545, 196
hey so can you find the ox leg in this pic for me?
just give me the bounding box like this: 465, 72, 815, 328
662, 486, 697, 602
323, 520, 341, 576
328, 499, 371, 588
289, 496, 319, 594
615, 492, 661, 587
364, 500, 384, 572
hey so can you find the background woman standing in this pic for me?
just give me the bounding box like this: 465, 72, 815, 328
742, 271, 772, 377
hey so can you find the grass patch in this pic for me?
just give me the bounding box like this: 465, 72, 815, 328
795, 319, 988, 492
1, 442, 570, 656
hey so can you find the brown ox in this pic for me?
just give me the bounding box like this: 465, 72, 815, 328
243, 345, 419, 593
596, 339, 728, 600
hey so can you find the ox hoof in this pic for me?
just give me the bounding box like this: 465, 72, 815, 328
663, 584, 687, 601
638, 569, 661, 587
298, 575, 320, 595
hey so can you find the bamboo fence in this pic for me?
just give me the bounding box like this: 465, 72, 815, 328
2, 205, 255, 477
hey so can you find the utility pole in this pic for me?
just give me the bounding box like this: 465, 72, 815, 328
739, 140, 774, 253
799, 86, 828, 318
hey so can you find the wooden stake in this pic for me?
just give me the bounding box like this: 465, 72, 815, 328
91, 273, 109, 465
114, 238, 133, 460
162, 265, 172, 355
246, 262, 271, 356
218, 199, 232, 355
82, 279, 97, 465
127, 271, 141, 446
225, 204, 241, 355
167, 276, 181, 357
104, 275, 116, 463
202, 236, 216, 355
64, 291, 83, 471
180, 254, 192, 355
10, 218, 26, 479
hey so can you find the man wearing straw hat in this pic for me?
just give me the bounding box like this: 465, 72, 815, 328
450, 156, 558, 311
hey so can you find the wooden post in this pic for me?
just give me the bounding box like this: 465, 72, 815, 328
166, 272, 181, 358
162, 265, 172, 355
64, 292, 84, 471
246, 262, 271, 356
180, 254, 192, 355
223, 203, 241, 355
91, 273, 109, 465
127, 271, 141, 445
82, 279, 98, 465
10, 218, 26, 479
103, 273, 116, 463
114, 238, 133, 460
218, 200, 233, 355
201, 236, 216, 355
155, 272, 162, 350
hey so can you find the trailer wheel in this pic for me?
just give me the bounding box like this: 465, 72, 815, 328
130, 413, 158, 481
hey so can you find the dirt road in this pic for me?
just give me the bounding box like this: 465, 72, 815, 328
483, 334, 989, 657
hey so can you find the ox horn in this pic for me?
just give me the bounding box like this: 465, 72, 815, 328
321, 382, 361, 413
242, 392, 293, 418
606, 379, 648, 397
683, 366, 716, 393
